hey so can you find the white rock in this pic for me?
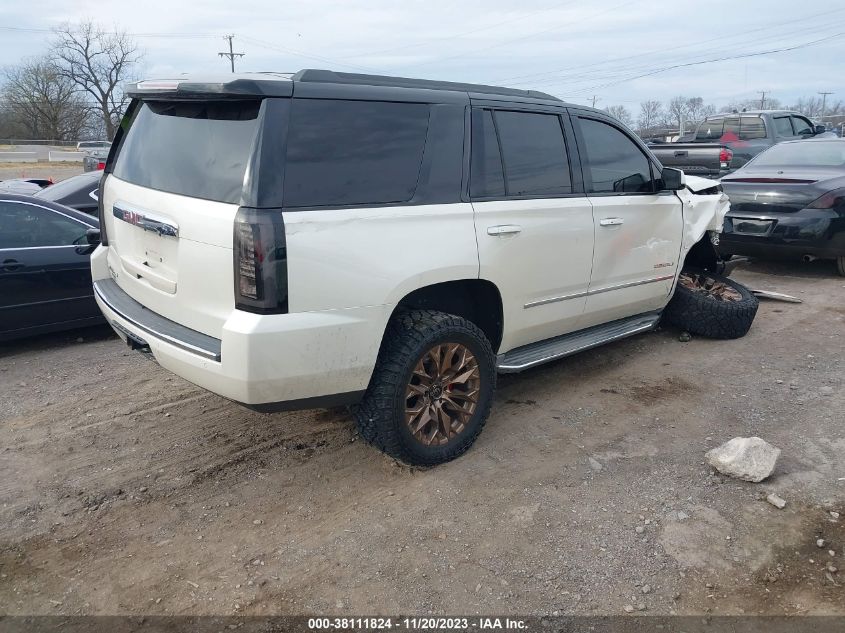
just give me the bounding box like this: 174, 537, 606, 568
766, 494, 787, 509
817, 539, 826, 548
706, 437, 780, 482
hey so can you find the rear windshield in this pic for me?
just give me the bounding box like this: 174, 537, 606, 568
34, 172, 100, 202
751, 141, 845, 167
112, 100, 260, 204
695, 118, 724, 140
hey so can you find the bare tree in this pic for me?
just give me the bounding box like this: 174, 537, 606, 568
665, 96, 689, 132
2, 56, 90, 141
637, 100, 663, 137
604, 104, 633, 127
700, 103, 717, 120
51, 21, 141, 140
685, 97, 705, 123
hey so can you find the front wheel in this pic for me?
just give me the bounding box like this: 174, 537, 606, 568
355, 310, 496, 466
663, 268, 759, 339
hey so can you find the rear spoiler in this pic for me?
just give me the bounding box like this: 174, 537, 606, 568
125, 75, 294, 99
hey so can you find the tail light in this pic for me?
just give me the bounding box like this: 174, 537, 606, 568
233, 207, 288, 314
719, 147, 732, 168
808, 188, 845, 210
97, 161, 105, 170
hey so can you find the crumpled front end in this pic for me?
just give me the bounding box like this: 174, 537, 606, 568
678, 175, 731, 260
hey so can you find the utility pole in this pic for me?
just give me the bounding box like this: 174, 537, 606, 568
590, 95, 600, 108
219, 35, 244, 73
758, 90, 767, 109
818, 91, 833, 123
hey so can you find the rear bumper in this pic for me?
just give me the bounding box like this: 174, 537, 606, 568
721, 210, 845, 259
92, 276, 388, 408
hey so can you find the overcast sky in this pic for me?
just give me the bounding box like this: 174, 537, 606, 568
1, 0, 843, 113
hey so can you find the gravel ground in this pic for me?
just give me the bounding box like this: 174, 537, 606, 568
0, 260, 843, 616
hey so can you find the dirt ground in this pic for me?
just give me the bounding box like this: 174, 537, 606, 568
0, 260, 843, 616
0, 163, 84, 183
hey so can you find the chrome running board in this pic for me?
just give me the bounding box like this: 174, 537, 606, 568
496, 312, 661, 373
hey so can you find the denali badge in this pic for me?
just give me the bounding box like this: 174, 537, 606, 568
113, 204, 179, 238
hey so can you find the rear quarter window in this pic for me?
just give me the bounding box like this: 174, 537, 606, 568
283, 99, 430, 208
739, 117, 766, 140
112, 100, 261, 204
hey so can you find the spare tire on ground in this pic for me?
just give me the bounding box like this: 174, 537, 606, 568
663, 268, 759, 339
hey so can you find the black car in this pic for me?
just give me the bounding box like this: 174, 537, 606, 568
0, 195, 103, 341
34, 171, 101, 216
719, 138, 845, 276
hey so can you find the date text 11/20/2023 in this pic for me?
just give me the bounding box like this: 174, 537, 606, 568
307, 617, 528, 630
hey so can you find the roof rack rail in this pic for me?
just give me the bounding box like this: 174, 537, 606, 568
292, 69, 562, 102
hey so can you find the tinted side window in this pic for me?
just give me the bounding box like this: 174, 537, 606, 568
470, 109, 506, 198
284, 99, 430, 207
0, 202, 88, 249
739, 117, 766, 140
791, 116, 813, 136
578, 118, 653, 193
773, 116, 793, 137
696, 118, 724, 140
494, 111, 571, 196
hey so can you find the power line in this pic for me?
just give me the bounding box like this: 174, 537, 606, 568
388, 0, 638, 72
238, 35, 379, 73
564, 31, 845, 98
218, 34, 244, 73
346, 0, 580, 59
0, 25, 216, 39
504, 18, 845, 90
493, 7, 845, 85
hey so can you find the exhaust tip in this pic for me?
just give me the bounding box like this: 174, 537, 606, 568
802, 255, 817, 263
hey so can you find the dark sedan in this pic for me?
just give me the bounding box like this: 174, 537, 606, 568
719, 138, 845, 276
34, 171, 101, 216
0, 195, 103, 341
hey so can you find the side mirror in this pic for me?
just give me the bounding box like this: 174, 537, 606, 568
660, 167, 685, 191
86, 228, 101, 246
814, 124, 826, 135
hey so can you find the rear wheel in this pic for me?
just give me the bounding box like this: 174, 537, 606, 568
355, 310, 495, 466
664, 268, 759, 339
837, 256, 845, 277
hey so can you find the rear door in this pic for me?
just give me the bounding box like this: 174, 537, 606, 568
102, 99, 264, 337
571, 113, 683, 326
470, 105, 594, 353
0, 200, 96, 336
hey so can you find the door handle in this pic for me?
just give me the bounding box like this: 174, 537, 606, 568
599, 218, 624, 227
487, 224, 522, 236
1, 259, 23, 272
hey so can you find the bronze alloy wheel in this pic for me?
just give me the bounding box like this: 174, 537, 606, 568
405, 343, 481, 446
678, 271, 743, 302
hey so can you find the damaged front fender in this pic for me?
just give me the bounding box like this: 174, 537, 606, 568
678, 175, 731, 261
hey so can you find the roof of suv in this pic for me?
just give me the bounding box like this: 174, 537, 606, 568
705, 109, 806, 119
126, 68, 563, 105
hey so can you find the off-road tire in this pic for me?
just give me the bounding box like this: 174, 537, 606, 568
664, 268, 758, 339
355, 310, 496, 466
837, 256, 845, 277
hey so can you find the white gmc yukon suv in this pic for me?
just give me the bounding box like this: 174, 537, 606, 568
91, 70, 757, 466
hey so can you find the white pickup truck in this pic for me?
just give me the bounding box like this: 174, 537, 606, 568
89, 70, 757, 466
